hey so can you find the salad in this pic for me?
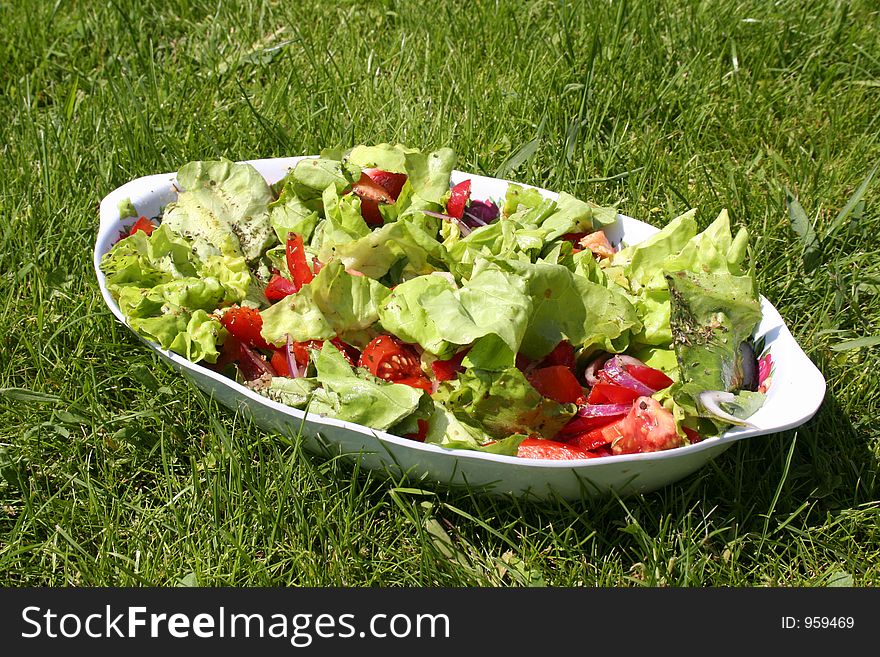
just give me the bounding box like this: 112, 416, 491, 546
101, 144, 767, 460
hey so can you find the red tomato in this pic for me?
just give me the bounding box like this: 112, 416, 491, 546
627, 363, 675, 391
285, 233, 314, 290
264, 273, 298, 302
359, 335, 423, 382
540, 340, 576, 370
564, 419, 625, 452
394, 374, 433, 392
528, 366, 585, 404
559, 232, 589, 244
292, 339, 324, 367
683, 426, 702, 444
129, 216, 157, 236
330, 337, 360, 367
404, 418, 430, 442
215, 334, 242, 369
363, 168, 407, 201
587, 379, 642, 404
611, 397, 683, 455
219, 306, 270, 350
446, 179, 471, 219
359, 198, 384, 226
270, 349, 290, 377
430, 349, 469, 382
351, 171, 393, 203
516, 437, 597, 460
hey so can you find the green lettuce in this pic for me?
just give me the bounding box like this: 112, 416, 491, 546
438, 367, 575, 439
161, 159, 276, 262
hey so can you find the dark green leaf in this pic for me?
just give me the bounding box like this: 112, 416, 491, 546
784, 188, 821, 273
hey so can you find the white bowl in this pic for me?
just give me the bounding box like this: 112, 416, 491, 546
94, 156, 827, 500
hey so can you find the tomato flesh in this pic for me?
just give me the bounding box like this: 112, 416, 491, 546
129, 216, 157, 236
431, 349, 469, 382
528, 366, 585, 404
219, 306, 270, 350
627, 363, 675, 391
446, 179, 471, 219
516, 437, 596, 460
285, 233, 314, 290
359, 335, 424, 382
540, 340, 576, 370
270, 349, 290, 377
264, 273, 298, 301
611, 397, 683, 455
363, 168, 407, 201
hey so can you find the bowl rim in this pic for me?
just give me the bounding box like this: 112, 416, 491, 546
93, 156, 827, 471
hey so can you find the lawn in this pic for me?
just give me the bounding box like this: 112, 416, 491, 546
1, 0, 879, 586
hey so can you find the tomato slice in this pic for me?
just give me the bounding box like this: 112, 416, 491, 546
578, 231, 616, 259
285, 233, 314, 291
219, 306, 270, 350
270, 349, 290, 377
215, 334, 242, 369
351, 171, 393, 203
393, 374, 433, 392
359, 198, 384, 226
292, 339, 324, 367
363, 168, 407, 201
683, 426, 702, 444
264, 273, 298, 301
128, 216, 157, 236
516, 437, 597, 460
330, 337, 360, 367
528, 366, 585, 404
540, 340, 576, 370
431, 349, 469, 382
627, 363, 675, 391
587, 380, 642, 404
563, 419, 625, 452
446, 179, 471, 220
612, 397, 683, 455
359, 335, 423, 382
404, 418, 430, 442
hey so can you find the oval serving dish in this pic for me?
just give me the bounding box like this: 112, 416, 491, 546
94, 156, 826, 500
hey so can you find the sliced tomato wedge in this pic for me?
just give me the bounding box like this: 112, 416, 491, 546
446, 179, 471, 220
540, 340, 576, 370
431, 349, 469, 382
404, 418, 430, 442
563, 419, 625, 452
394, 374, 433, 392
516, 437, 597, 460
215, 334, 243, 369
264, 273, 298, 302
627, 363, 675, 391
270, 349, 290, 377
578, 231, 616, 259
587, 379, 642, 404
359, 198, 383, 226
363, 168, 407, 201
359, 335, 423, 382
129, 216, 157, 236
292, 339, 324, 367
528, 366, 585, 404
329, 337, 360, 367
219, 306, 270, 350
611, 397, 683, 455
285, 232, 314, 291
351, 171, 393, 203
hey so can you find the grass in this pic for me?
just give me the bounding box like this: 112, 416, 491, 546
1, 0, 879, 587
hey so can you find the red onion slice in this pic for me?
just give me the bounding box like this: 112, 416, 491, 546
602, 355, 656, 395
583, 352, 611, 386
239, 343, 276, 381
576, 402, 633, 418
285, 334, 301, 379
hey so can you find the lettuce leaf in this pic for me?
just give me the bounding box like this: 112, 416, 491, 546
161, 159, 275, 262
